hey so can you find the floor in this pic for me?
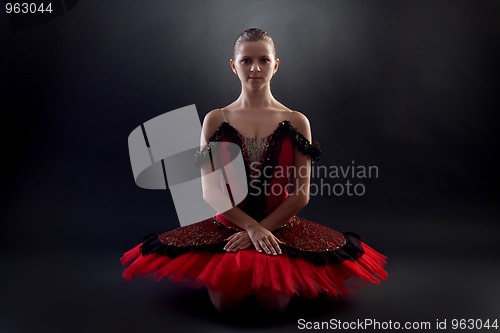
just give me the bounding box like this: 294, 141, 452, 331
2, 203, 500, 333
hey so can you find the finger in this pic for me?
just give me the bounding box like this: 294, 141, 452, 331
224, 233, 240, 241
226, 238, 243, 251
266, 240, 278, 255
224, 237, 239, 251
254, 241, 264, 253
261, 241, 273, 255
270, 238, 282, 255
238, 242, 251, 250
225, 232, 246, 247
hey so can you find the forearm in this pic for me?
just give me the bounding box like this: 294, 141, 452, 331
219, 206, 261, 231
202, 178, 261, 231
259, 194, 308, 232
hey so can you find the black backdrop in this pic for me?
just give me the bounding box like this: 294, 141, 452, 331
1, 1, 499, 332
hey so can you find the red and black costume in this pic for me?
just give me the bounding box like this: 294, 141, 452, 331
120, 117, 388, 299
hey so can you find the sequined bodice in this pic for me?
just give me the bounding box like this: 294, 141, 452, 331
243, 137, 267, 163
240, 136, 268, 178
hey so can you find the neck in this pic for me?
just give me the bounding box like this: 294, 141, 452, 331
235, 85, 277, 109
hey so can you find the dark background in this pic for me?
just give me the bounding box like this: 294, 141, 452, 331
1, 1, 499, 332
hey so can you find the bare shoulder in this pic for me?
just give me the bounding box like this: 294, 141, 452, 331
201, 108, 225, 141
289, 110, 312, 141
203, 108, 225, 124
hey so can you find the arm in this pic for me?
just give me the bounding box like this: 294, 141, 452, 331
259, 111, 313, 232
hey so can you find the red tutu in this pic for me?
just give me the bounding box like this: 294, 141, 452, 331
120, 216, 387, 299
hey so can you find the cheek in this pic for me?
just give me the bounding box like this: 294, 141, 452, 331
235, 63, 247, 72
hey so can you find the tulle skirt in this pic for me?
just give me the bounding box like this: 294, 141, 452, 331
120, 216, 388, 299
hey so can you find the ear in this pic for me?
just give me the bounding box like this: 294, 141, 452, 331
230, 58, 237, 74
273, 58, 280, 75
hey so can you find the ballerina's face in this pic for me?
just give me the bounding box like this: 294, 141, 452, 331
231, 41, 279, 89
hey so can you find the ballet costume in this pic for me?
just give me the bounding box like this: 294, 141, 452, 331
120, 110, 388, 300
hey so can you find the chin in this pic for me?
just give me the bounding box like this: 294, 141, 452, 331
247, 82, 268, 89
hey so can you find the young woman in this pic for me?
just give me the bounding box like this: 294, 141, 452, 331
120, 28, 388, 314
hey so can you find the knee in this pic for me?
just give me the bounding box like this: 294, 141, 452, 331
255, 290, 291, 313
208, 288, 244, 314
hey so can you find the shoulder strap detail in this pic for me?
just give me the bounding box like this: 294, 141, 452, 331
194, 122, 239, 168
279, 121, 322, 162
220, 108, 228, 123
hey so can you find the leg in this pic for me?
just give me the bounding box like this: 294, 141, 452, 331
255, 289, 291, 313
207, 288, 245, 314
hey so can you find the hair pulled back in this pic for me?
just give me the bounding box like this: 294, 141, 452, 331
232, 28, 276, 57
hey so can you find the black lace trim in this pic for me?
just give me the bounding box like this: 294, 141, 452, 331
280, 121, 322, 162
194, 122, 239, 168
194, 120, 321, 167
139, 231, 364, 265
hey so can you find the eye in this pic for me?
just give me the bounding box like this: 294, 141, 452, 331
240, 59, 250, 64
260, 58, 271, 64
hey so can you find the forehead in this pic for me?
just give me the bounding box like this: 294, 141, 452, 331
234, 41, 274, 57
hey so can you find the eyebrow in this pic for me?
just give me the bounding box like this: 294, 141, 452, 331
239, 55, 271, 59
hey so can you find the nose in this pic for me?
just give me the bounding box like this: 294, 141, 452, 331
250, 64, 261, 72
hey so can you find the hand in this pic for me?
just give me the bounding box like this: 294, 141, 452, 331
224, 231, 252, 252
246, 225, 283, 255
